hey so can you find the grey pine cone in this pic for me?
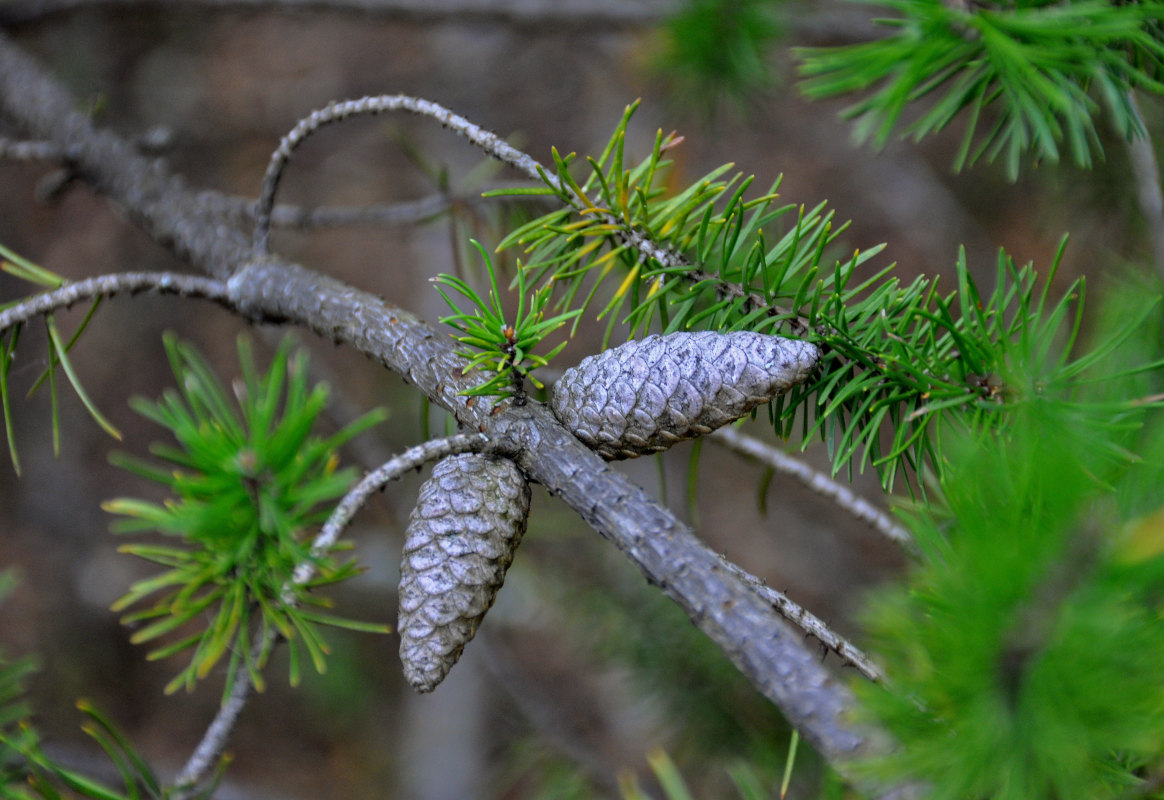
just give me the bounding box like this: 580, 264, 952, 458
398, 453, 531, 693
551, 330, 819, 460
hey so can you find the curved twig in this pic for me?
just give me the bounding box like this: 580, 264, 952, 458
711, 426, 914, 551
171, 432, 492, 797
0, 272, 232, 333
253, 95, 549, 255
253, 94, 688, 269
289, 431, 490, 587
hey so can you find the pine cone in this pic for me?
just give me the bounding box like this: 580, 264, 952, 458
398, 453, 531, 693
551, 330, 818, 460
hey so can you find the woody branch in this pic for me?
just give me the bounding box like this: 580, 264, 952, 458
0, 30, 911, 797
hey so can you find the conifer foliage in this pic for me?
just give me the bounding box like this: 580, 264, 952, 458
2, 1, 1164, 798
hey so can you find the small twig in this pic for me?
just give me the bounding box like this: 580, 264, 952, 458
0, 135, 60, 160
169, 432, 492, 797
169, 649, 257, 800
0, 272, 232, 333
1122, 90, 1164, 280
222, 192, 453, 230
710, 426, 914, 551
290, 431, 491, 587
0, 0, 666, 28
715, 553, 884, 683
253, 95, 550, 255
252, 95, 690, 267
1, 127, 173, 162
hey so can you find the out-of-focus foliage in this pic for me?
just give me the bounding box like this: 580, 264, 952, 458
856, 286, 1164, 798
652, 0, 784, 110
798, 1, 1164, 178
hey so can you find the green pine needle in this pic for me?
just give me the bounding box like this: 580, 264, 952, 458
433, 240, 580, 400
104, 333, 386, 694
490, 104, 1164, 491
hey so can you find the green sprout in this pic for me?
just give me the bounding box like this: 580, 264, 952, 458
103, 334, 388, 695
433, 240, 580, 401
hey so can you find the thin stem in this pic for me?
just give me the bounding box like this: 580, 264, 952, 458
253, 94, 690, 271
711, 426, 914, 551
0, 272, 232, 333
253, 95, 548, 255
170, 433, 492, 797
715, 552, 884, 683
289, 432, 491, 589
169, 649, 257, 799
0, 136, 60, 160
230, 192, 453, 230
1122, 91, 1164, 280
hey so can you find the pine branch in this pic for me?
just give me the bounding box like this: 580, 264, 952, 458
796, 0, 1164, 178
710, 426, 914, 551
713, 550, 885, 683
0, 30, 911, 793
0, 272, 232, 332
253, 95, 553, 255
1121, 90, 1164, 280
0, 0, 668, 28
489, 105, 1103, 491
169, 643, 256, 800
0, 135, 59, 160
253, 95, 691, 274
223, 251, 899, 788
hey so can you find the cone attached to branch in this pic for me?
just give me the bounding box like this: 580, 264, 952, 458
551, 330, 819, 460
398, 453, 531, 693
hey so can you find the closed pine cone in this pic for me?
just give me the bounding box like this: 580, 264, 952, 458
551, 330, 818, 460
398, 453, 530, 693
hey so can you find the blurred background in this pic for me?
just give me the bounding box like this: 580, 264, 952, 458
0, 0, 1158, 797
